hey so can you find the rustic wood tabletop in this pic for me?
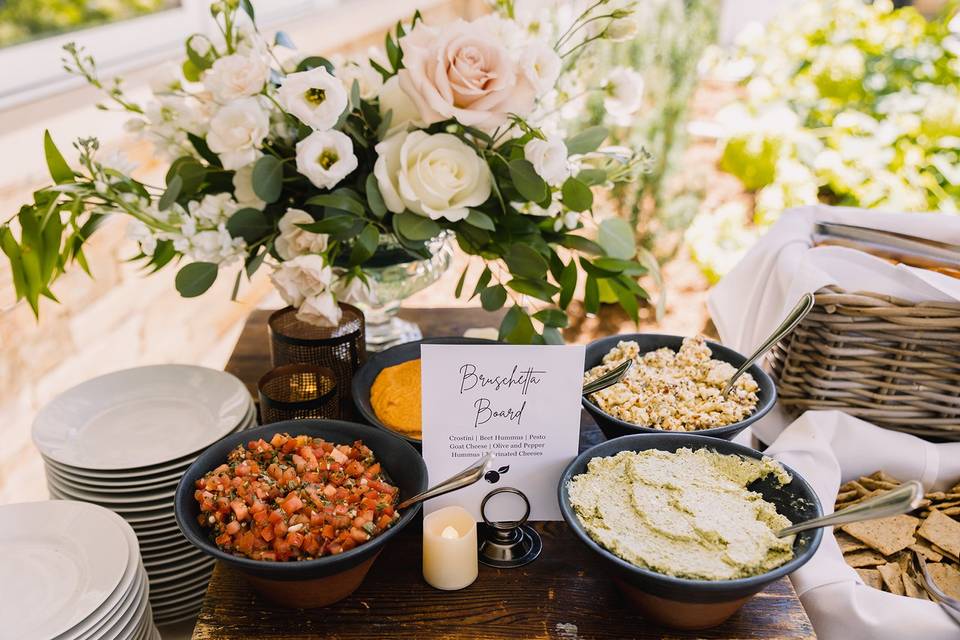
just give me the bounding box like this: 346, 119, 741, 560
193, 307, 815, 640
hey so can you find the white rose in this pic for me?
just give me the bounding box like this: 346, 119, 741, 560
206, 97, 269, 170
269, 254, 333, 308
398, 18, 537, 129
521, 41, 561, 96
332, 273, 374, 306
297, 292, 342, 327
232, 164, 266, 209
277, 67, 348, 131
524, 137, 570, 186
203, 53, 271, 104
377, 75, 425, 138
605, 17, 639, 42
604, 67, 644, 122
335, 58, 383, 100
374, 130, 492, 222
275, 208, 329, 260
295, 130, 358, 190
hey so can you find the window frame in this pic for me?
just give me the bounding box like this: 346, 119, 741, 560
0, 0, 338, 110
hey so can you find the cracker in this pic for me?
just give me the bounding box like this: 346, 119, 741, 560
835, 489, 858, 504
878, 562, 905, 595
931, 543, 960, 563
909, 540, 944, 563
902, 572, 929, 600
927, 562, 960, 600
872, 470, 902, 484
942, 506, 960, 517
844, 549, 887, 568
856, 568, 883, 590
835, 531, 867, 553
917, 510, 960, 558
842, 514, 920, 556
860, 477, 900, 491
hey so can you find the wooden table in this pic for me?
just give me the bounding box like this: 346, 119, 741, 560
194, 307, 815, 640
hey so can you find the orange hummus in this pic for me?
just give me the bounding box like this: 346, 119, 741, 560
370, 359, 422, 439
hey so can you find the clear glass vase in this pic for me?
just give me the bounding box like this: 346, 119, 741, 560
353, 232, 454, 351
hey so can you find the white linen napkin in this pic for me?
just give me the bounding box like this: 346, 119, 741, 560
708, 204, 960, 443
765, 410, 960, 640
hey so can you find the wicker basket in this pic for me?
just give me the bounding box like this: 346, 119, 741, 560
770, 286, 960, 441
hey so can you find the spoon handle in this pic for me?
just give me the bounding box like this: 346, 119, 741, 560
396, 452, 493, 510
777, 480, 924, 538
722, 293, 816, 396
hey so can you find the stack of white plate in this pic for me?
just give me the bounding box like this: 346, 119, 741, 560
33, 365, 256, 626
0, 501, 159, 640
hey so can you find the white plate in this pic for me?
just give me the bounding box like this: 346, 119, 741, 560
90, 569, 149, 640
76, 568, 146, 640
34, 365, 251, 470
45, 475, 178, 506
0, 502, 130, 640
45, 467, 183, 494
149, 573, 211, 600
40, 405, 255, 482
141, 540, 197, 561
148, 561, 215, 589
142, 548, 208, 574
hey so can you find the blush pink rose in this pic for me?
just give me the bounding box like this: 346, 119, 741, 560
397, 18, 537, 130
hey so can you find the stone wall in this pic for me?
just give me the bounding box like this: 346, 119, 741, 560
0, 0, 482, 504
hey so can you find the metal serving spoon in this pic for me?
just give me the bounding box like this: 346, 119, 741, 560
396, 452, 493, 510
910, 551, 960, 626
721, 293, 816, 396
776, 480, 924, 538
582, 359, 633, 397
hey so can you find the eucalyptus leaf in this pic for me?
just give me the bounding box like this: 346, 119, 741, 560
394, 212, 441, 241
158, 175, 182, 211
499, 305, 534, 344
471, 266, 492, 300
593, 256, 646, 275
306, 192, 365, 216
365, 173, 387, 218
597, 217, 636, 259
559, 234, 603, 255
297, 214, 356, 234
465, 209, 495, 231
508, 159, 549, 203
565, 126, 608, 155
295, 56, 334, 73
454, 266, 468, 298
584, 274, 599, 314
239, 0, 255, 20
558, 260, 577, 309
504, 244, 548, 280
542, 327, 564, 345
226, 208, 271, 243
251, 156, 283, 203
561, 178, 593, 212
350, 224, 380, 265
480, 284, 507, 311
175, 262, 218, 298
506, 278, 559, 302
533, 308, 568, 328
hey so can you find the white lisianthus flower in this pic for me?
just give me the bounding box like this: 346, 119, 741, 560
232, 164, 266, 209
295, 130, 358, 189
605, 17, 639, 42
203, 53, 271, 103
277, 67, 348, 131
374, 131, 492, 222
377, 75, 425, 138
334, 57, 383, 100
604, 67, 644, 122
524, 137, 570, 186
270, 254, 333, 306
275, 208, 329, 260
521, 41, 562, 96
206, 97, 270, 170
298, 292, 342, 327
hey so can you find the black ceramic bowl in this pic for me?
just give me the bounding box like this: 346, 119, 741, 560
174, 419, 427, 608
352, 337, 499, 447
582, 333, 776, 440
558, 434, 822, 629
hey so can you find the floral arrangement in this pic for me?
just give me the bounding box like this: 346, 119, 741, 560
689, 0, 960, 280
0, 0, 651, 344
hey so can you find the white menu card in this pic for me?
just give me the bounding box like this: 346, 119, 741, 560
420, 344, 585, 521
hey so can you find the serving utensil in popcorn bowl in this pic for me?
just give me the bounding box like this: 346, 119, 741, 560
776, 480, 924, 538
581, 359, 633, 396
721, 293, 815, 397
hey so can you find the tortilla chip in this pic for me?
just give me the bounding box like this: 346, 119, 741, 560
909, 540, 944, 563
917, 510, 960, 558
842, 514, 920, 556
878, 562, 905, 595
927, 563, 960, 600
844, 549, 887, 568
835, 531, 867, 553
856, 568, 883, 590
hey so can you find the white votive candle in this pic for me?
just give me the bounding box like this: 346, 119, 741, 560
422, 506, 478, 590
